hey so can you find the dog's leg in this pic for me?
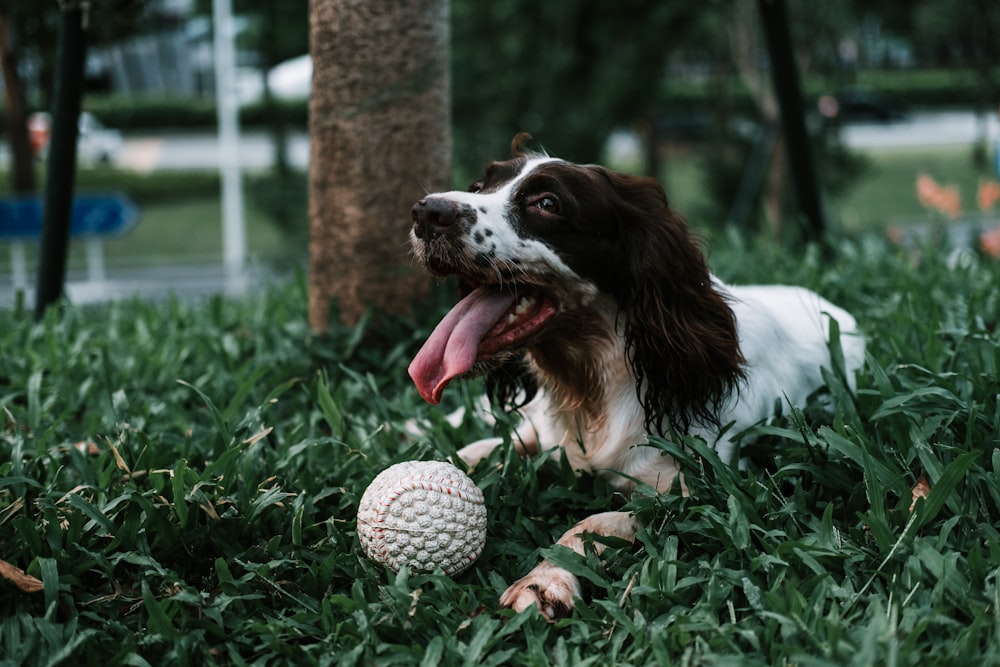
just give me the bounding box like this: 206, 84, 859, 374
456, 437, 505, 467
456, 426, 538, 468
456, 399, 542, 468
499, 511, 639, 620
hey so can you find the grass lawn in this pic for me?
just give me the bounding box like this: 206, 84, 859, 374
835, 145, 997, 231
93, 197, 291, 267
1, 230, 999, 664
0, 168, 305, 276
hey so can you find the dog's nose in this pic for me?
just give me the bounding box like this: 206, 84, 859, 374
411, 198, 459, 240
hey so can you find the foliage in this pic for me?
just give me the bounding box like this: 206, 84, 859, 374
449, 0, 711, 176
72, 94, 308, 132
72, 65, 999, 137
244, 168, 309, 256
875, 0, 1000, 103
447, 0, 1000, 191
1, 233, 1000, 664
5, 0, 153, 106
192, 0, 308, 69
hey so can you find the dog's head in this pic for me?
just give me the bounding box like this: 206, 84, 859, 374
409, 134, 744, 433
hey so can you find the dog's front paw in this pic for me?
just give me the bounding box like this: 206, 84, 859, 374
499, 562, 581, 620
455, 437, 503, 469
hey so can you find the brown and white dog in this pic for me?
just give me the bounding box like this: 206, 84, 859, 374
407, 133, 864, 619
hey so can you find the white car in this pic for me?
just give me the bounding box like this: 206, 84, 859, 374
28, 111, 124, 166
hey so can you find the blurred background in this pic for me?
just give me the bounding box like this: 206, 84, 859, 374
1, 0, 999, 300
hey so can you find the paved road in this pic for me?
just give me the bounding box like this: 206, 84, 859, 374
2, 111, 997, 174
112, 111, 999, 173
119, 131, 310, 172
838, 110, 999, 149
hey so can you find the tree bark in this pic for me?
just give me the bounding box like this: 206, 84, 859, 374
0, 1, 36, 194
308, 0, 451, 330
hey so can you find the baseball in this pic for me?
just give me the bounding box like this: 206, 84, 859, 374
356, 460, 487, 575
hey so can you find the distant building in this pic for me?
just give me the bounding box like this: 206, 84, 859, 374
90, 0, 259, 101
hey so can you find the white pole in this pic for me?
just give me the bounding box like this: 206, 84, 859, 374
11, 242, 28, 290
212, 0, 246, 286
85, 238, 106, 282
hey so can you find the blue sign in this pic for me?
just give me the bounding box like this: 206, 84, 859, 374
0, 194, 139, 240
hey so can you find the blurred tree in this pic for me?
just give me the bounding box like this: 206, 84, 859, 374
193, 0, 308, 168
243, 2, 307, 256
724, 0, 854, 236
449, 0, 868, 237
35, 0, 88, 317
308, 0, 450, 329
877, 0, 1000, 163
0, 0, 34, 193
192, 1, 308, 253
450, 0, 708, 178
880, 0, 1000, 101
0, 0, 150, 195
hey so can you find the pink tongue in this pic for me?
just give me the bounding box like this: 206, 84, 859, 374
409, 286, 517, 404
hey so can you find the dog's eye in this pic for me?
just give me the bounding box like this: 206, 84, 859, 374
530, 195, 559, 214
469, 182, 484, 194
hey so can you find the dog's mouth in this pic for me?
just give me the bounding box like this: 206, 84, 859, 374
408, 284, 557, 404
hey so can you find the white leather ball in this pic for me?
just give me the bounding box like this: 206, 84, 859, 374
356, 460, 487, 575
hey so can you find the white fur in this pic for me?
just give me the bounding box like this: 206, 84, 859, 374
459, 280, 864, 621
460, 281, 865, 494
412, 156, 866, 620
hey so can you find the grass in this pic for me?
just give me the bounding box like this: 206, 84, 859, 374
0, 167, 306, 275
1, 230, 999, 665
835, 145, 998, 231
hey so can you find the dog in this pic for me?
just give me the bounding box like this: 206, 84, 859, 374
407, 133, 865, 619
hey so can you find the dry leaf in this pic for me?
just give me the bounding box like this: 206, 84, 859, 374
109, 441, 131, 474
199, 501, 221, 521
242, 426, 274, 446
0, 559, 43, 593
910, 475, 931, 513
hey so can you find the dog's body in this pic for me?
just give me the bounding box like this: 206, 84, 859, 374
407, 134, 865, 619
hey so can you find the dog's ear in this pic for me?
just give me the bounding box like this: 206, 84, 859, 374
596, 168, 746, 435
510, 132, 533, 157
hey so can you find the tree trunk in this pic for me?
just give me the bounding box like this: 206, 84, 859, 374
35, 4, 87, 318
0, 1, 36, 194
308, 0, 451, 330
730, 0, 782, 235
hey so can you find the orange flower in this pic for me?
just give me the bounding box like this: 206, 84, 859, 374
938, 185, 961, 219
916, 173, 939, 209
978, 180, 1000, 212
981, 225, 1000, 258
915, 173, 961, 219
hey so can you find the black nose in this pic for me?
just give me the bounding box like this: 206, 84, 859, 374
411, 198, 459, 240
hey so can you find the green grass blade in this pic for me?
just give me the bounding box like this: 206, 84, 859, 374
912, 451, 979, 531
141, 580, 178, 641
37, 557, 59, 613
176, 379, 232, 446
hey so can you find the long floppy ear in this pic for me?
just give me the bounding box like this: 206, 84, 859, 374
596, 168, 746, 435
